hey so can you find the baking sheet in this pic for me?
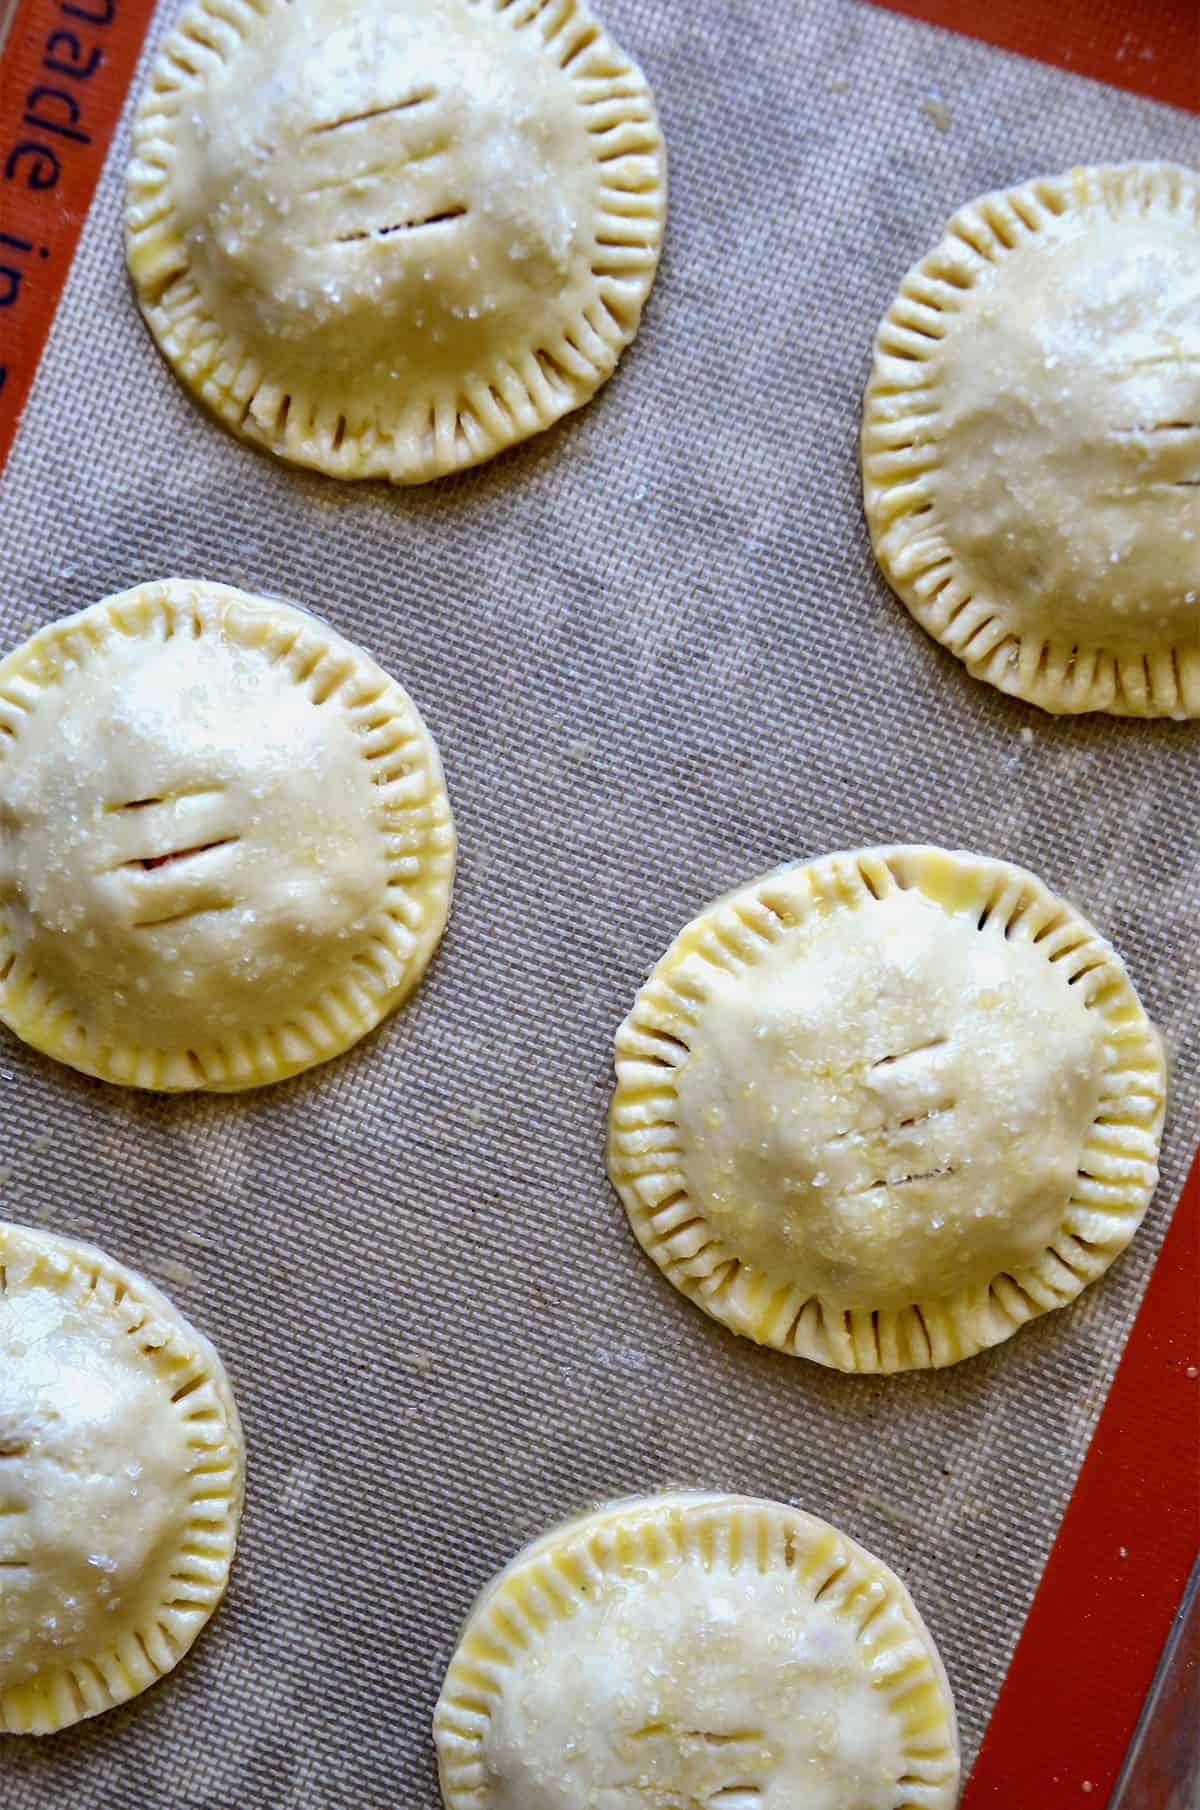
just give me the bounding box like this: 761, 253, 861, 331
1, 0, 1198, 1802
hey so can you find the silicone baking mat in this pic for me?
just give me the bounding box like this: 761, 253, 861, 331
0, 0, 1198, 1804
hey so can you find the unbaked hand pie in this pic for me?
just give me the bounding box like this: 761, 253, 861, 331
0, 579, 455, 1090
434, 1491, 960, 1810
126, 0, 666, 483
609, 846, 1165, 1372
862, 162, 1200, 716
0, 1222, 243, 1736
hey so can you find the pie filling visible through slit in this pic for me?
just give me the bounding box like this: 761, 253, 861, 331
434, 1492, 961, 1810
608, 846, 1165, 1372
0, 1223, 244, 1737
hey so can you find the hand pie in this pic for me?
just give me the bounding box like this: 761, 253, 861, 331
862, 162, 1200, 716
434, 1491, 960, 1810
0, 1222, 243, 1735
609, 846, 1165, 1371
126, 0, 666, 483
0, 579, 455, 1090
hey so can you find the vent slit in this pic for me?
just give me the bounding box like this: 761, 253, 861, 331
310, 89, 436, 133
336, 205, 466, 244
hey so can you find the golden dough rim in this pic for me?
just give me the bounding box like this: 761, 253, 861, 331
0, 1221, 244, 1736
125, 0, 666, 484
861, 161, 1200, 718
608, 845, 1166, 1373
433, 1491, 960, 1810
0, 579, 456, 1091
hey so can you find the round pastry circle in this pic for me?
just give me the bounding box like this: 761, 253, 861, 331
126, 0, 666, 483
862, 161, 1200, 717
608, 846, 1165, 1373
0, 1221, 244, 1736
434, 1491, 960, 1810
0, 579, 455, 1091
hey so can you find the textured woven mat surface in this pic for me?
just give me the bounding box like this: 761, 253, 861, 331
1, 0, 1197, 1803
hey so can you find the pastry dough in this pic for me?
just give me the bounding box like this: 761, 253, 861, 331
434, 1491, 960, 1810
126, 0, 665, 483
609, 846, 1165, 1372
0, 1222, 243, 1736
0, 579, 455, 1090
862, 162, 1200, 716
